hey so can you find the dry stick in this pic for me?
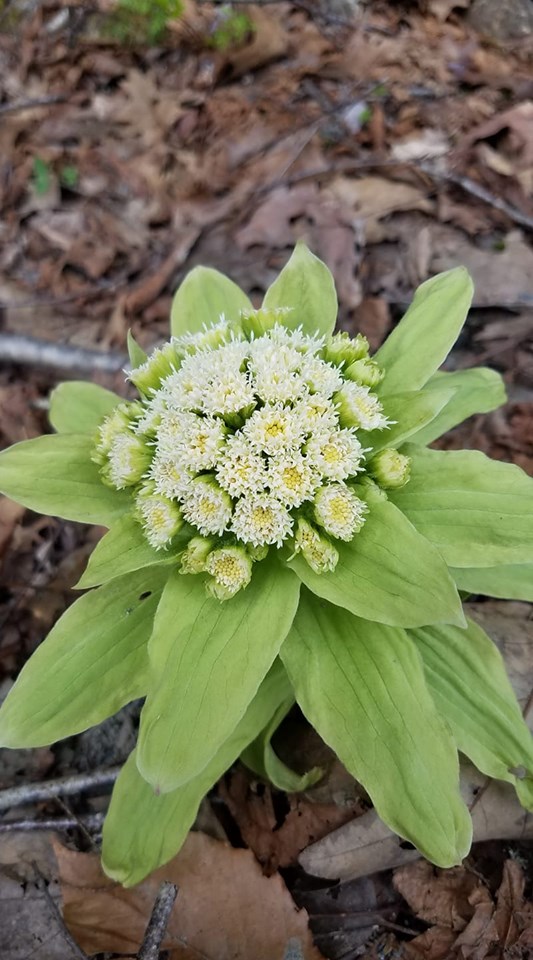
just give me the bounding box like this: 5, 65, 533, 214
0, 767, 120, 812
418, 161, 533, 233
0, 813, 105, 833
137, 882, 179, 960
0, 95, 68, 116
0, 334, 127, 374
33, 863, 89, 960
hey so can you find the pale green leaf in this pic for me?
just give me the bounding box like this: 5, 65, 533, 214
170, 266, 252, 337
76, 514, 185, 589
0, 567, 169, 748
390, 445, 533, 567
287, 483, 464, 628
281, 593, 472, 867
359, 388, 453, 454
376, 268, 474, 395
0, 434, 130, 525
262, 242, 337, 337
410, 618, 533, 809
102, 659, 292, 886
241, 697, 322, 793
137, 557, 300, 792
127, 329, 147, 368
451, 564, 533, 602
409, 368, 507, 446
49, 382, 122, 435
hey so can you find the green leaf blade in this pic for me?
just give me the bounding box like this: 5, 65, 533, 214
262, 242, 338, 337
49, 382, 122, 435
390, 445, 533, 568
102, 659, 292, 887
376, 268, 474, 395
281, 594, 472, 866
359, 387, 453, 453
170, 266, 252, 337
287, 484, 464, 628
0, 567, 169, 748
137, 557, 300, 793
241, 697, 323, 793
410, 618, 533, 808
0, 434, 130, 525
451, 564, 533, 602
76, 514, 183, 589
409, 367, 507, 446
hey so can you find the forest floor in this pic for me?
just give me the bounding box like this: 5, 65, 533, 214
0, 1, 532, 957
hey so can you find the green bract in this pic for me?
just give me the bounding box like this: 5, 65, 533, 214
0, 242, 532, 887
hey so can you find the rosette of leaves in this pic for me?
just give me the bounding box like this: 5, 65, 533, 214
0, 243, 532, 888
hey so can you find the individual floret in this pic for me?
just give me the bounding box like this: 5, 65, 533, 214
313, 483, 368, 541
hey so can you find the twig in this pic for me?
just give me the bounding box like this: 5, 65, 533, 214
0, 334, 127, 374
0, 813, 105, 833
33, 863, 89, 960
419, 161, 533, 232
0, 767, 120, 812
0, 95, 68, 116
138, 881, 179, 960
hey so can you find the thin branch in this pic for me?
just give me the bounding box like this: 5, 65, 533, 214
0, 813, 105, 833
138, 882, 179, 960
0, 334, 127, 374
0, 767, 120, 812
0, 95, 68, 116
33, 863, 89, 960
419, 161, 533, 232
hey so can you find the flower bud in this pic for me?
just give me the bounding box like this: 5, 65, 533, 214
368, 448, 411, 489
102, 433, 151, 489
334, 382, 388, 431
294, 518, 339, 574
129, 342, 182, 395
239, 307, 293, 339
247, 543, 269, 562
93, 402, 143, 463
136, 486, 184, 549
314, 483, 367, 541
180, 535, 216, 574
321, 332, 369, 367
344, 357, 384, 389
205, 546, 253, 600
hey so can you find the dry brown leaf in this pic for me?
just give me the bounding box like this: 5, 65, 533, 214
219, 767, 357, 874
0, 498, 26, 558
224, 6, 289, 77
426, 0, 471, 21
393, 860, 491, 930
54, 832, 325, 959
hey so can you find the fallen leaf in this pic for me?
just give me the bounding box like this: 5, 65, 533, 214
55, 832, 325, 959
224, 6, 289, 77
0, 498, 26, 557
220, 767, 358, 874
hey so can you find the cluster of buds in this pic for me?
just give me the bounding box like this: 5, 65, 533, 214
93, 311, 411, 599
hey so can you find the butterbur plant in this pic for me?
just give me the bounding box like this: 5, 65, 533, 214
0, 243, 533, 886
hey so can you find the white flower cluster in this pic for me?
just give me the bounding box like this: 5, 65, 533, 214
94, 315, 398, 598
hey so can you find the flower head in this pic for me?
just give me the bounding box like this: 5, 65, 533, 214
95, 317, 394, 595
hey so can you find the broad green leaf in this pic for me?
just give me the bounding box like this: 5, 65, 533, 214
359, 388, 453, 454
287, 483, 464, 628
241, 697, 322, 793
0, 567, 169, 748
281, 593, 472, 867
49, 382, 122, 435
262, 242, 337, 337
376, 268, 474, 395
127, 329, 147, 368
170, 266, 252, 337
390, 445, 533, 568
76, 514, 185, 589
410, 618, 533, 809
0, 434, 130, 525
409, 368, 507, 446
451, 564, 533, 602
137, 557, 300, 792
102, 659, 292, 886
